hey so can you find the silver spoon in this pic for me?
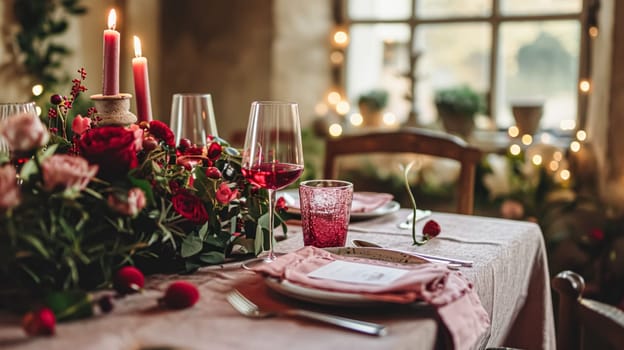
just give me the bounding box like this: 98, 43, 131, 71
351, 239, 471, 268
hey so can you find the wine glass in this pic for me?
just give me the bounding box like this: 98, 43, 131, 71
169, 93, 218, 168
0, 102, 38, 159
242, 101, 304, 262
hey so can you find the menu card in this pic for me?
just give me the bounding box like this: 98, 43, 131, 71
307, 260, 408, 286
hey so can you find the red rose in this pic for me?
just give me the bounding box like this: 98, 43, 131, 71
172, 191, 209, 224
207, 142, 222, 161
78, 126, 140, 180
149, 120, 175, 147
276, 196, 288, 212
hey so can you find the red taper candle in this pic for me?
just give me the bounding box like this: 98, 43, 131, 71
132, 36, 153, 122
103, 9, 120, 96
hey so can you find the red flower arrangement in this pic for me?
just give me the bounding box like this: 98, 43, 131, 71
0, 69, 281, 323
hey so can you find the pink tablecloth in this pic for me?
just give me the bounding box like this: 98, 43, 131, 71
0, 210, 555, 350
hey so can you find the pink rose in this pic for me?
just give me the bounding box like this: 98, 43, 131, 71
0, 113, 49, 152
71, 114, 91, 135
107, 188, 146, 216
0, 165, 20, 209
41, 154, 98, 192
126, 124, 144, 152
215, 182, 238, 205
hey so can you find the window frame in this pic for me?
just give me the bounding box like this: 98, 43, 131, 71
338, 0, 591, 130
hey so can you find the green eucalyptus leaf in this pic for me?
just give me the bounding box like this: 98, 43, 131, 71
198, 251, 225, 265
181, 235, 203, 258
44, 290, 93, 321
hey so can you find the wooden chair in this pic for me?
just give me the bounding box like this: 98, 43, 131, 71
552, 270, 624, 350
323, 127, 482, 215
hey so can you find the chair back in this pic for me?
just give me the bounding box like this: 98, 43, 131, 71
323, 127, 482, 214
552, 270, 624, 350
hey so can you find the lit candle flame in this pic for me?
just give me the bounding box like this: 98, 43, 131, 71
108, 9, 117, 30
134, 36, 142, 58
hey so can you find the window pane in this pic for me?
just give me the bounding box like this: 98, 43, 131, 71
346, 24, 412, 124
417, 0, 491, 18
415, 23, 491, 125
500, 0, 582, 15
497, 21, 580, 130
348, 0, 411, 20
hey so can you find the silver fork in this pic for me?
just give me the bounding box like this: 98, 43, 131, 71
226, 289, 387, 336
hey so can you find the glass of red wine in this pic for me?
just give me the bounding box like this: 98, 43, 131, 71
241, 101, 304, 262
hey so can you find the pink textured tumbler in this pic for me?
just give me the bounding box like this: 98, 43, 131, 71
299, 180, 353, 248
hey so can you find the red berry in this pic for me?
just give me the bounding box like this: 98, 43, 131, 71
113, 266, 145, 295
161, 281, 199, 309
142, 136, 159, 152
422, 220, 441, 239
178, 138, 192, 151
50, 94, 63, 105
22, 307, 56, 336
205, 166, 221, 179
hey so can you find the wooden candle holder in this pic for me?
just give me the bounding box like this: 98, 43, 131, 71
90, 93, 137, 126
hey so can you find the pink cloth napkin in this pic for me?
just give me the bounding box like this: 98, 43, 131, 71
350, 192, 394, 213
251, 246, 490, 350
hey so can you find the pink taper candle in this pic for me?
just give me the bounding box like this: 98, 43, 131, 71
103, 9, 120, 96
132, 36, 153, 123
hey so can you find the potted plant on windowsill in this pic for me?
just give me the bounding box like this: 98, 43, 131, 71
434, 85, 485, 139
357, 89, 388, 128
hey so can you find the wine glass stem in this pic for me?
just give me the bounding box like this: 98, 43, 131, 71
265, 188, 277, 262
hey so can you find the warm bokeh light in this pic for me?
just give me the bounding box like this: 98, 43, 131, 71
314, 102, 328, 116
589, 26, 599, 38
336, 100, 350, 115
508, 126, 519, 138
549, 160, 559, 172
333, 30, 349, 46
579, 79, 591, 93
560, 119, 576, 131
509, 144, 521, 156
540, 132, 552, 144
31, 84, 43, 96
35, 106, 42, 116
532, 154, 543, 166
328, 123, 343, 137
327, 91, 341, 105
576, 129, 587, 141
108, 9, 117, 30
570, 140, 581, 152
553, 151, 563, 161
521, 134, 533, 145
382, 112, 397, 126
560, 169, 571, 181
330, 51, 344, 65
349, 113, 363, 126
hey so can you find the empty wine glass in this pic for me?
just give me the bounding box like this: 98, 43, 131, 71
0, 102, 38, 158
241, 101, 304, 262
169, 93, 218, 169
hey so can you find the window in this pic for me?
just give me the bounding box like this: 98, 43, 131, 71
343, 0, 589, 132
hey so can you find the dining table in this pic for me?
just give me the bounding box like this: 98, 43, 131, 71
0, 209, 556, 350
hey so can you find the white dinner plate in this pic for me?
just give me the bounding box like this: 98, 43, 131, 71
278, 189, 400, 221
264, 247, 428, 307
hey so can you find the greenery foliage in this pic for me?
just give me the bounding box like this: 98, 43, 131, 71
434, 85, 485, 117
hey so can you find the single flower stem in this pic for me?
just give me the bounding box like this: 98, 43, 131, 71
402, 161, 419, 246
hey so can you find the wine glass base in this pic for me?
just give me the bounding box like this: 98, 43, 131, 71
241, 252, 286, 270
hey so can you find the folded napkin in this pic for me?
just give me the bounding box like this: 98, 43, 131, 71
251, 246, 490, 350
351, 192, 394, 213
283, 191, 393, 213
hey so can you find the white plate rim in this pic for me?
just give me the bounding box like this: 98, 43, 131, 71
278, 189, 400, 220
264, 247, 428, 307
